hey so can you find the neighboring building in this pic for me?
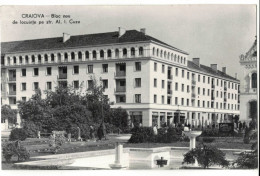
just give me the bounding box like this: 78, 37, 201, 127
239, 38, 257, 123
1, 28, 240, 130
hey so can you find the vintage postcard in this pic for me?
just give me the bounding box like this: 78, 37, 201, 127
0, 3, 258, 176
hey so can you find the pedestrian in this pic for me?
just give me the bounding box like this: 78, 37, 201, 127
97, 124, 103, 141
153, 124, 158, 135
242, 121, 246, 129
90, 126, 95, 141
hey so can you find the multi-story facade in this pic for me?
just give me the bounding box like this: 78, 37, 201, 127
1, 28, 240, 130
239, 38, 257, 123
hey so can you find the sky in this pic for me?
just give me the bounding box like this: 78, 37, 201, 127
0, 5, 257, 80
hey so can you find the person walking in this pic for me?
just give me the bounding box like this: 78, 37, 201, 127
90, 125, 95, 141
97, 124, 104, 141
153, 124, 158, 135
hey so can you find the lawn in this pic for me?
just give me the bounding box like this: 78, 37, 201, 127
1, 136, 254, 170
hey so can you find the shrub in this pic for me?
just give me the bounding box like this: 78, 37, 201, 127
49, 134, 66, 154
128, 127, 154, 143
2, 141, 30, 162
202, 137, 215, 143
182, 143, 229, 169
233, 150, 258, 169
9, 128, 27, 141
23, 121, 40, 138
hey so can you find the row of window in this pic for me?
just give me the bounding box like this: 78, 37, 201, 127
5, 47, 145, 65
9, 62, 142, 78
152, 95, 239, 110
153, 62, 239, 90
152, 47, 186, 64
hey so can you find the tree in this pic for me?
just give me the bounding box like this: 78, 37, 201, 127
182, 143, 229, 169
1, 104, 17, 124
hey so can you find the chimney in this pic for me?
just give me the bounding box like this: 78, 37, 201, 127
192, 58, 200, 67
118, 27, 126, 38
63, 33, 70, 43
222, 67, 226, 74
235, 73, 238, 79
210, 64, 218, 72
140, 28, 146, 35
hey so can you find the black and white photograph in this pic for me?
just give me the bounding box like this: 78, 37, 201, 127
0, 1, 258, 175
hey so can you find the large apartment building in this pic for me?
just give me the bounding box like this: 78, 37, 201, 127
1, 28, 240, 130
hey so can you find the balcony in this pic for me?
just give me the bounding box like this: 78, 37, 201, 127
167, 75, 173, 80
114, 71, 126, 78
114, 87, 126, 94
8, 77, 16, 82
8, 91, 16, 96
57, 74, 67, 79
192, 80, 196, 86
167, 89, 172, 95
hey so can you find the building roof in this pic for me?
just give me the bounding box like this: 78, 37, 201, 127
1, 30, 188, 55
187, 61, 239, 81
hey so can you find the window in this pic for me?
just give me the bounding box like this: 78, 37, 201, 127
21, 69, 26, 76
135, 94, 141, 103
74, 66, 79, 74
88, 65, 93, 73
154, 79, 157, 87
103, 80, 108, 89
181, 98, 184, 105
102, 64, 108, 73
182, 84, 184, 92
208, 77, 210, 84
154, 62, 157, 71
46, 67, 52, 75
33, 68, 39, 76
21, 83, 26, 91
175, 82, 178, 91
161, 96, 165, 104
135, 62, 141, 71
203, 88, 205, 95
203, 76, 205, 83
162, 80, 165, 89
175, 97, 178, 105
44, 54, 48, 62
252, 73, 257, 88
47, 82, 52, 90
78, 52, 82, 60
115, 49, 119, 58
198, 87, 200, 95
162, 65, 165, 73
74, 81, 79, 89
187, 99, 189, 106
139, 47, 143, 56
175, 68, 178, 76
131, 48, 135, 56
123, 48, 127, 57
216, 91, 219, 97
154, 94, 157, 103
135, 78, 141, 87
217, 79, 219, 86
203, 101, 205, 107
187, 85, 190, 93
197, 100, 200, 107
100, 50, 104, 58
88, 80, 93, 90
198, 75, 200, 82
187, 72, 190, 80
22, 97, 26, 101
85, 51, 89, 59
107, 50, 112, 58
182, 70, 184, 78
208, 89, 210, 96
33, 82, 39, 90
207, 101, 210, 108
92, 50, 97, 59
167, 97, 171, 105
